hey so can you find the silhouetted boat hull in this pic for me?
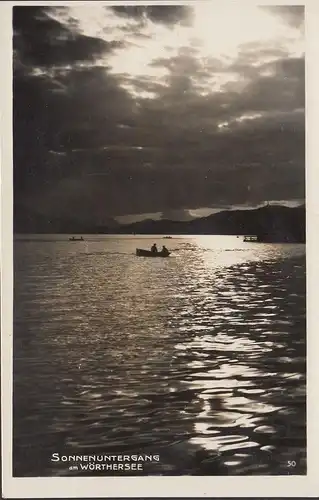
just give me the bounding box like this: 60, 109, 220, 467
69, 237, 84, 241
136, 248, 170, 257
244, 234, 305, 243
243, 235, 258, 242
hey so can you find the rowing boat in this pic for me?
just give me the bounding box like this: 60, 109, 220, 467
136, 248, 170, 257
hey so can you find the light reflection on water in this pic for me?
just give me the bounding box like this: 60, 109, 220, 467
13, 235, 306, 476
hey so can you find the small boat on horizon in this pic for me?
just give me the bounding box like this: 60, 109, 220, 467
136, 248, 170, 258
243, 235, 258, 242
69, 236, 84, 241
243, 234, 305, 243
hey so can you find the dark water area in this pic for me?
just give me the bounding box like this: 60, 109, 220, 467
13, 235, 306, 476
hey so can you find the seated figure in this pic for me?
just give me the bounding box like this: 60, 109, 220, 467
161, 245, 169, 256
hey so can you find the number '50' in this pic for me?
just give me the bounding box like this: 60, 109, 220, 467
288, 461, 296, 467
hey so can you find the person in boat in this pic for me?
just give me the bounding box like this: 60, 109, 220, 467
151, 243, 158, 253
161, 245, 169, 256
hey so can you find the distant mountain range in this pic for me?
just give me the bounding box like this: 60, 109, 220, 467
118, 204, 306, 242
14, 204, 305, 242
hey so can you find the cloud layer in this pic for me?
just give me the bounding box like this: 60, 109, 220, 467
13, 4, 305, 225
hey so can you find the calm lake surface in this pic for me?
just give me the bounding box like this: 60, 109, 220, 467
13, 235, 306, 476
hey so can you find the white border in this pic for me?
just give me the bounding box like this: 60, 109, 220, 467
1, 1, 318, 497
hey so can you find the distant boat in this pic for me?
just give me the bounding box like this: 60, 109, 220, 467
136, 248, 170, 257
163, 236, 172, 239
69, 236, 84, 241
243, 235, 258, 242
243, 234, 304, 243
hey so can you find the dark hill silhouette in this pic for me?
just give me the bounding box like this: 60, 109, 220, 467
119, 205, 305, 242
14, 203, 305, 242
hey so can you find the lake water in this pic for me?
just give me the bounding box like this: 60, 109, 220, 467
13, 235, 306, 476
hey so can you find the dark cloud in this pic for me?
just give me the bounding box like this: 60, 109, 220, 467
133, 52, 304, 136
13, 6, 305, 228
13, 6, 120, 68
263, 6, 304, 29
19, 103, 304, 219
13, 6, 135, 204
230, 58, 304, 114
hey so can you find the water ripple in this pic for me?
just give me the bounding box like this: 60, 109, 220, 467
13, 236, 306, 476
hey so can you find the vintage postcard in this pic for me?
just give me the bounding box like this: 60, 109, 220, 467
1, 0, 319, 497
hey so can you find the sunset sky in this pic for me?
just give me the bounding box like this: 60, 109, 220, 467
13, 3, 305, 226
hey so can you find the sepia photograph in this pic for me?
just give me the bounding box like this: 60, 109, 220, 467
9, 0, 307, 483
